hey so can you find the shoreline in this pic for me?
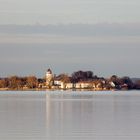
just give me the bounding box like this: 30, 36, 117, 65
0, 88, 137, 92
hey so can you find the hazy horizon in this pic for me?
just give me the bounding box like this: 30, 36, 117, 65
0, 0, 140, 78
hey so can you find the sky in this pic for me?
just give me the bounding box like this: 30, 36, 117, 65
0, 0, 140, 78
0, 0, 140, 24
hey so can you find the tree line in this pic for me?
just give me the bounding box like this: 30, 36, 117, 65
0, 76, 39, 89
0, 70, 140, 90
55, 70, 140, 90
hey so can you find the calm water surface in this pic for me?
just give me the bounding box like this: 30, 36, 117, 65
0, 90, 140, 140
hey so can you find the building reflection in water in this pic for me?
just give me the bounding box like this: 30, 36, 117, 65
45, 92, 95, 139
46, 93, 65, 138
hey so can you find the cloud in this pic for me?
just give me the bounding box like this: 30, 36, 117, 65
0, 23, 140, 36
0, 23, 140, 77
0, 23, 140, 45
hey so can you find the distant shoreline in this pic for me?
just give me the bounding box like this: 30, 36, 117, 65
1, 70, 140, 91
0, 88, 137, 92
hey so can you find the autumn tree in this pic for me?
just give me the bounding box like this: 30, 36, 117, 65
0, 79, 8, 88
59, 74, 70, 83
8, 76, 23, 89
26, 76, 38, 88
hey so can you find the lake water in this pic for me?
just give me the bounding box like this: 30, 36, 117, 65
0, 90, 140, 140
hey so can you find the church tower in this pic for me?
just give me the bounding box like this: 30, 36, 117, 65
46, 69, 53, 88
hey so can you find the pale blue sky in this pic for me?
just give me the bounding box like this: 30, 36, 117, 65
0, 0, 140, 77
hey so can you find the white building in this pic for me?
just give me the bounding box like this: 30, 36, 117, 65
66, 83, 73, 89
75, 82, 91, 89
109, 81, 116, 88
46, 69, 53, 87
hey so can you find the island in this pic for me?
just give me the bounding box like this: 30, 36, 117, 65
0, 68, 140, 91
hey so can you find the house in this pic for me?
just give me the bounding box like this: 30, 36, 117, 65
54, 74, 73, 89
75, 83, 81, 89
75, 81, 92, 89
109, 81, 116, 88
91, 80, 106, 90
66, 83, 73, 89
54, 80, 62, 86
